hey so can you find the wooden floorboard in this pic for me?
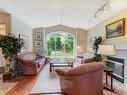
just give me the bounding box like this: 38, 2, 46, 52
5, 65, 46, 95
5, 76, 37, 95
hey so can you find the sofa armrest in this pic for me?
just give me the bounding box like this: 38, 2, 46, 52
56, 68, 70, 76
56, 69, 74, 82
82, 57, 96, 64
19, 60, 37, 67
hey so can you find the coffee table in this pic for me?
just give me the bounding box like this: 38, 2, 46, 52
50, 58, 75, 72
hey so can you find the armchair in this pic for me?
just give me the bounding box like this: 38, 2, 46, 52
56, 62, 104, 95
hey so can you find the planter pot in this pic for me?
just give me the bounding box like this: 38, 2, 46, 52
3, 71, 12, 82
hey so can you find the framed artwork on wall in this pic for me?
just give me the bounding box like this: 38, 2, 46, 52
35, 41, 42, 46
106, 18, 125, 38
35, 32, 42, 40
19, 34, 29, 52
35, 48, 42, 52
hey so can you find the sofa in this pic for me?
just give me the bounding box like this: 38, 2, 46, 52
56, 62, 104, 95
77, 52, 95, 64
17, 52, 46, 75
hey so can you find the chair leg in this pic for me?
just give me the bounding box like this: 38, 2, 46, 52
61, 89, 68, 95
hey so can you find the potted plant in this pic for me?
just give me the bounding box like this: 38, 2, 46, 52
93, 36, 102, 61
0, 33, 23, 73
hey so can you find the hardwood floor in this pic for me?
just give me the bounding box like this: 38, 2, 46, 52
5, 64, 65, 95
5, 66, 44, 95
5, 76, 37, 95
5, 63, 127, 95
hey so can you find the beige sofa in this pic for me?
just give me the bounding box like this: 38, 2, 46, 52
17, 52, 46, 75
77, 52, 95, 64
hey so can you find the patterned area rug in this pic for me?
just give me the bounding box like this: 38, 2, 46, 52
0, 79, 17, 95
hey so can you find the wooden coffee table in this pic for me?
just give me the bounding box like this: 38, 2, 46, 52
50, 58, 75, 72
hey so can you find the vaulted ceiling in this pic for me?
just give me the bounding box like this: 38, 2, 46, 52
0, 0, 127, 29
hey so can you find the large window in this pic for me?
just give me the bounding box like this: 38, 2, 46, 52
47, 32, 74, 58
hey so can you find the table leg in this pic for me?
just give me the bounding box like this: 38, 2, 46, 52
106, 72, 108, 84
50, 63, 52, 72
111, 73, 114, 92
104, 72, 114, 92
71, 63, 73, 68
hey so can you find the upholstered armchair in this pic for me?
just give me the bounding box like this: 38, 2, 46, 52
56, 62, 104, 95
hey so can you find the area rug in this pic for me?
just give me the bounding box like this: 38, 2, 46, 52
30, 64, 62, 94
0, 79, 18, 95
31, 63, 127, 95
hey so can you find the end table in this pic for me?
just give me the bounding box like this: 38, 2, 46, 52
104, 66, 114, 92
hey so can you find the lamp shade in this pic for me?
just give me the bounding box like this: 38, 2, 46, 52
97, 45, 116, 55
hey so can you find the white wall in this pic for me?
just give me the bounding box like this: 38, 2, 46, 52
11, 16, 33, 52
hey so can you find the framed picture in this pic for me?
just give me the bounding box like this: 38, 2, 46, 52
89, 37, 96, 48
35, 48, 42, 52
106, 18, 125, 38
19, 34, 29, 52
35, 41, 42, 46
35, 32, 42, 40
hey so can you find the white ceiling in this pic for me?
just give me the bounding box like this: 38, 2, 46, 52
0, 0, 127, 29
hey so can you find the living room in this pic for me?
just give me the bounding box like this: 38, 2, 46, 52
0, 0, 127, 95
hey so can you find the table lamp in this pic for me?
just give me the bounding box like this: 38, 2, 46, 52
97, 45, 116, 66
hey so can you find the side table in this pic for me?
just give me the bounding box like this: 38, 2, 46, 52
104, 66, 114, 92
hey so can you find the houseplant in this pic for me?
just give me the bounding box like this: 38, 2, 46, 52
0, 33, 23, 73
93, 36, 102, 61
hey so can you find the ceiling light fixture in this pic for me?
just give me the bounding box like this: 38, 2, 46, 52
94, 2, 109, 18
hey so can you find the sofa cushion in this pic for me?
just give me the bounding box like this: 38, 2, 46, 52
83, 52, 95, 59
83, 57, 96, 64
22, 54, 36, 61
36, 54, 45, 59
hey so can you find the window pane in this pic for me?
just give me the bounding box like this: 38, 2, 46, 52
47, 32, 73, 58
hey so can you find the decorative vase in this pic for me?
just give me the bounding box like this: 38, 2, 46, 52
5, 57, 12, 73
